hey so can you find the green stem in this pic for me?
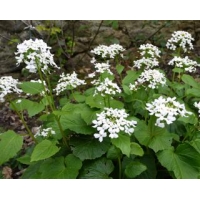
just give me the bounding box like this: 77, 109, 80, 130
118, 156, 122, 179
107, 95, 111, 108
10, 101, 37, 143
36, 61, 68, 146
54, 115, 68, 146
38, 67, 54, 112
46, 75, 56, 110
103, 97, 107, 107
71, 89, 75, 102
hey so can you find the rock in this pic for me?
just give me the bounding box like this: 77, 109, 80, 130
1, 20, 200, 74
65, 53, 92, 71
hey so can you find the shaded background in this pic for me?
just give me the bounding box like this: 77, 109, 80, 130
1, 20, 200, 74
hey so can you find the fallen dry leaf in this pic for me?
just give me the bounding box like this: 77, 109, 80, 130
2, 166, 12, 179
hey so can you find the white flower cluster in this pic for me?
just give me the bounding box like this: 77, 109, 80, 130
88, 62, 113, 78
139, 43, 161, 58
168, 56, 200, 73
94, 62, 113, 75
0, 76, 22, 102
194, 102, 200, 117
166, 31, 194, 52
34, 127, 56, 137
91, 44, 125, 59
93, 78, 121, 97
54, 72, 86, 95
133, 44, 160, 70
146, 96, 192, 128
129, 69, 166, 91
30, 79, 49, 96
15, 39, 59, 73
133, 57, 159, 69
92, 107, 137, 142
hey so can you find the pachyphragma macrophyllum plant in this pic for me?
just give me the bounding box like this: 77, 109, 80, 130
1, 31, 200, 179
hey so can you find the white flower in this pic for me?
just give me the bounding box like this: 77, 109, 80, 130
90, 57, 96, 64
168, 56, 200, 73
129, 69, 166, 91
54, 72, 86, 95
91, 44, 125, 60
88, 72, 96, 78
15, 39, 59, 74
166, 31, 194, 52
94, 62, 113, 75
139, 43, 161, 58
146, 96, 192, 128
93, 78, 121, 97
34, 127, 56, 137
0, 76, 22, 102
92, 108, 137, 142
133, 57, 159, 69
194, 102, 200, 117
16, 99, 22, 103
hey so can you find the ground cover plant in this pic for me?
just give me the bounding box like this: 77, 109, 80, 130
1, 30, 200, 179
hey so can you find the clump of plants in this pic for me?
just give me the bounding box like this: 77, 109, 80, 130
1, 30, 200, 179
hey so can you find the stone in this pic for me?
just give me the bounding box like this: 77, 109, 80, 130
1, 20, 200, 74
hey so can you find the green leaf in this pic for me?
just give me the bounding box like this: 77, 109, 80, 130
122, 84, 132, 95
136, 154, 157, 179
116, 64, 124, 74
182, 74, 200, 89
122, 70, 140, 85
17, 145, 34, 165
134, 120, 173, 152
112, 21, 119, 29
60, 113, 94, 135
40, 157, 66, 178
64, 154, 82, 178
130, 142, 144, 156
17, 154, 31, 165
51, 27, 61, 35
157, 143, 200, 179
110, 99, 124, 109
86, 95, 123, 109
84, 87, 95, 96
172, 67, 184, 73
20, 81, 44, 95
125, 161, 147, 178
171, 82, 185, 91
53, 103, 95, 135
81, 109, 99, 125
178, 113, 198, 125
106, 145, 121, 160
111, 133, 131, 157
71, 92, 85, 103
148, 131, 173, 153
70, 136, 110, 160
40, 96, 53, 106
21, 161, 43, 179
59, 97, 70, 106
0, 130, 23, 165
190, 139, 200, 153
134, 121, 151, 145
62, 102, 87, 113
11, 99, 45, 117
79, 157, 114, 179
31, 140, 60, 162
58, 102, 99, 125
39, 155, 82, 179
186, 88, 200, 97
86, 95, 104, 109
